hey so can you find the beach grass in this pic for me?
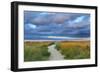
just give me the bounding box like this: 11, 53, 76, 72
24, 41, 52, 62
55, 41, 90, 59
24, 40, 90, 61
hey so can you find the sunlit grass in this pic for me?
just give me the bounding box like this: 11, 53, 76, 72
24, 41, 90, 61
55, 41, 90, 59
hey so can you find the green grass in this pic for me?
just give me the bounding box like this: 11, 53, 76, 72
24, 41, 90, 61
61, 47, 90, 59
55, 41, 90, 59
24, 42, 51, 62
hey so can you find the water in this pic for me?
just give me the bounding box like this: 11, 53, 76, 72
24, 34, 90, 41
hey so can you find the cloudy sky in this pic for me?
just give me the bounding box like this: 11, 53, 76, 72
24, 11, 90, 40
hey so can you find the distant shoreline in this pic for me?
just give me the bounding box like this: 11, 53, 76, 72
24, 38, 90, 42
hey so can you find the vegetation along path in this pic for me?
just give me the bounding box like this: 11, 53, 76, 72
48, 44, 64, 60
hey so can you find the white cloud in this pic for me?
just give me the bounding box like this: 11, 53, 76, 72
25, 23, 37, 30
73, 16, 85, 23
29, 23, 37, 29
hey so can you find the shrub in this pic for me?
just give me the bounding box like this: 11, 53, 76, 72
55, 42, 60, 50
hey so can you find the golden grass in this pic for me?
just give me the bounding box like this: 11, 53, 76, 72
24, 41, 53, 47
55, 41, 90, 59
58, 41, 90, 49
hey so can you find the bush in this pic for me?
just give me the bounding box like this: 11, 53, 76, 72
55, 42, 60, 50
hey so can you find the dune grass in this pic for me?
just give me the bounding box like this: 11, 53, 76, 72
24, 42, 51, 62
55, 41, 90, 59
24, 41, 90, 61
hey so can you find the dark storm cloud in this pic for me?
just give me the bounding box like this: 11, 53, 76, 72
24, 11, 90, 40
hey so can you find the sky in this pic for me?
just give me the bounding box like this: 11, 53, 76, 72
24, 11, 90, 40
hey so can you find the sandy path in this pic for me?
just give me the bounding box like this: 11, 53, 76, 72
48, 44, 64, 60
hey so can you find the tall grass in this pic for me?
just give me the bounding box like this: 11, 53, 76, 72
24, 42, 51, 62
55, 41, 90, 59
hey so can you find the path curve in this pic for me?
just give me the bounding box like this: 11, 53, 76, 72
48, 44, 64, 60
